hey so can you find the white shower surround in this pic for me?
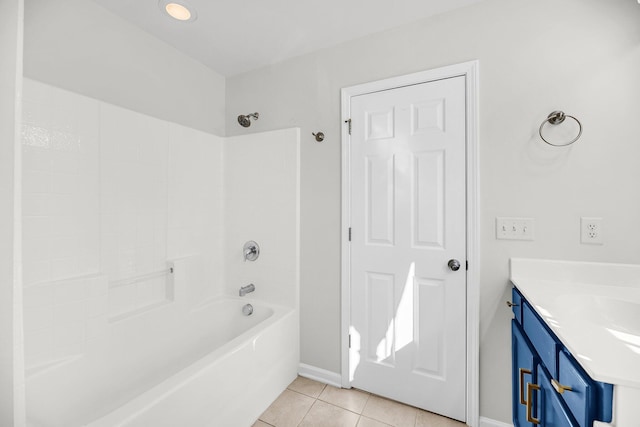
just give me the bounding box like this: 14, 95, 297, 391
21, 79, 301, 426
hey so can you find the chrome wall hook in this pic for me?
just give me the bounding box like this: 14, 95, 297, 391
312, 132, 325, 142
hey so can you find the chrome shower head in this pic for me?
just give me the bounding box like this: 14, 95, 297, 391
238, 115, 251, 127
237, 112, 259, 127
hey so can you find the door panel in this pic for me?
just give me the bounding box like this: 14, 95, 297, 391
365, 272, 395, 365
414, 278, 445, 378
413, 150, 445, 247
366, 155, 395, 245
349, 76, 466, 421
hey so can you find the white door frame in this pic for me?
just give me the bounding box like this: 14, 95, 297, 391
340, 60, 479, 426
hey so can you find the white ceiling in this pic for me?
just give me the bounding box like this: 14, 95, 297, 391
91, 0, 485, 77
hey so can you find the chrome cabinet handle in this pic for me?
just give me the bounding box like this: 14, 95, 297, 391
448, 259, 461, 271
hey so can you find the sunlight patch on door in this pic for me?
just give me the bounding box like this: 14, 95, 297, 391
349, 326, 361, 382
365, 272, 395, 367
369, 263, 417, 365
394, 262, 415, 352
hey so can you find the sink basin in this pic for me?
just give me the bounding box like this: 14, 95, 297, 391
596, 298, 640, 335
559, 294, 640, 335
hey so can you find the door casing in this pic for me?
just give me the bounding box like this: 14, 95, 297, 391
340, 61, 479, 426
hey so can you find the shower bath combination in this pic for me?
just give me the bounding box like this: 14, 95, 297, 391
238, 112, 259, 127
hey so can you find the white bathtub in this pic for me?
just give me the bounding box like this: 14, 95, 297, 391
26, 297, 299, 427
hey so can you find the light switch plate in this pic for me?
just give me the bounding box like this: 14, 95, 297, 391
496, 217, 535, 241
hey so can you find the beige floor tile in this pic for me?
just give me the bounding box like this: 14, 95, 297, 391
356, 416, 392, 427
253, 421, 274, 427
319, 386, 370, 414
361, 395, 418, 427
259, 389, 315, 427
299, 400, 360, 427
287, 376, 327, 398
415, 411, 466, 427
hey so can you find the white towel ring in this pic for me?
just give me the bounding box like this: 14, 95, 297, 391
539, 111, 582, 147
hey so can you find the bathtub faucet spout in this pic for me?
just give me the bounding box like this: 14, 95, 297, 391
239, 284, 255, 297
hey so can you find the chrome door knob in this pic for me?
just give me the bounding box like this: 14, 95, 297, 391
448, 259, 461, 271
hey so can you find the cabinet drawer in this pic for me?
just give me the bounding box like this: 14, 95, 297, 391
523, 302, 559, 377
512, 287, 523, 324
558, 350, 594, 427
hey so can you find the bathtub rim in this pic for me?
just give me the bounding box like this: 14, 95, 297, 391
82, 296, 295, 427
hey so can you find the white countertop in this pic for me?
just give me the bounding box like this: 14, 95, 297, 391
510, 258, 640, 388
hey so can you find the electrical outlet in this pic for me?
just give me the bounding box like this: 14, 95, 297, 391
581, 217, 603, 245
496, 217, 535, 241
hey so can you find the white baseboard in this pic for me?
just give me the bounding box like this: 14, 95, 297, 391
298, 363, 342, 388
479, 416, 513, 427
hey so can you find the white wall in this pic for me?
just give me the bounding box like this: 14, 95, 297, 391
23, 0, 226, 136
0, 0, 25, 424
225, 0, 640, 422
223, 129, 301, 309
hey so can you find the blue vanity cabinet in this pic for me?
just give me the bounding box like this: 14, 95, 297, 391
511, 287, 613, 427
512, 320, 577, 426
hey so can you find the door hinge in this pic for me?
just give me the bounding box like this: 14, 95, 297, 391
466, 260, 469, 271
348, 334, 351, 348
348, 227, 352, 241
345, 118, 352, 135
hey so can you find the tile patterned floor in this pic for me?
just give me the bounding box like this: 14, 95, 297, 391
254, 376, 465, 427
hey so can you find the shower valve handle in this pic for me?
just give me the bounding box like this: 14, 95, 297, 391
243, 241, 260, 262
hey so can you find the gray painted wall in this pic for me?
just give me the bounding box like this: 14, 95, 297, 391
23, 0, 226, 136
225, 0, 640, 422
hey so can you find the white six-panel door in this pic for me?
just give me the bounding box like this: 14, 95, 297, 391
349, 76, 467, 421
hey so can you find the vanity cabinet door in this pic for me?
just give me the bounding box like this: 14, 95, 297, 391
538, 364, 579, 427
512, 321, 537, 427
557, 350, 595, 426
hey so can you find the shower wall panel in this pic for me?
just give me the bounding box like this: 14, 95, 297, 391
100, 104, 170, 317
21, 78, 223, 372
22, 79, 101, 285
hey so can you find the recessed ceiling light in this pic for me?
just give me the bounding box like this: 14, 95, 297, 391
159, 1, 197, 22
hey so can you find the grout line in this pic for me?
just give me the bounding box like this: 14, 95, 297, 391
296, 393, 317, 427
361, 392, 371, 416
265, 377, 463, 427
